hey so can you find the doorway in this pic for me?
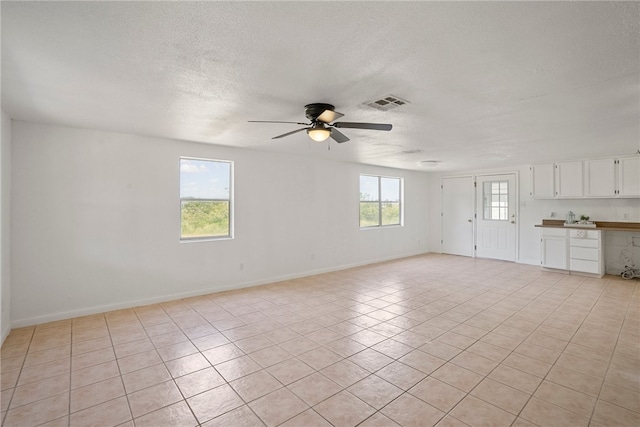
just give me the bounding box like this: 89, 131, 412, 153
441, 173, 518, 262
475, 174, 517, 261
441, 176, 474, 257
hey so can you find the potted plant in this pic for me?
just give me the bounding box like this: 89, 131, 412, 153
579, 215, 590, 224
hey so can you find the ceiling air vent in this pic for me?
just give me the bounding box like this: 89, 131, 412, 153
365, 95, 409, 111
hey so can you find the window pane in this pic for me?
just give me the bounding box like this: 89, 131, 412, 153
181, 200, 229, 238
360, 175, 379, 201
359, 202, 379, 227
381, 202, 400, 225
483, 180, 508, 221
180, 159, 230, 200
381, 178, 400, 202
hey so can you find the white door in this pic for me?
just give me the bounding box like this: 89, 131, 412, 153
442, 176, 474, 257
476, 174, 517, 261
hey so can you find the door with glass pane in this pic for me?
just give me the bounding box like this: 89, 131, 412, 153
476, 174, 517, 261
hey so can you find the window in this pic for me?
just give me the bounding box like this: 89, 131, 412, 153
359, 174, 402, 228
483, 180, 508, 220
180, 157, 232, 240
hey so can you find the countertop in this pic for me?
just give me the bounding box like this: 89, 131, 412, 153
535, 219, 640, 232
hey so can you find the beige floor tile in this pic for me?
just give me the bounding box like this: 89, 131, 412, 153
133, 400, 198, 427
514, 341, 563, 364
320, 359, 371, 388
599, 381, 640, 413
398, 349, 446, 374
488, 364, 542, 394
71, 359, 120, 389
435, 415, 471, 427
375, 361, 426, 390
279, 336, 321, 356
165, 352, 211, 378
546, 365, 603, 397
470, 378, 530, 415
69, 396, 131, 427
358, 412, 401, 426
3, 392, 69, 427
534, 380, 596, 418
10, 373, 70, 409
280, 408, 331, 426
371, 339, 414, 359
348, 348, 394, 372
591, 399, 640, 426
314, 390, 375, 427
381, 393, 445, 427
188, 383, 245, 424
249, 345, 293, 368
502, 352, 552, 378
116, 349, 162, 375
156, 341, 199, 362
520, 396, 590, 427
127, 380, 183, 418
249, 387, 308, 427
175, 366, 225, 398
70, 376, 125, 413
16, 358, 70, 386
215, 355, 262, 382
409, 376, 466, 412
450, 395, 516, 427
200, 404, 265, 427
431, 363, 483, 393
191, 332, 231, 352
113, 337, 155, 359
297, 346, 342, 370
465, 341, 510, 362
266, 357, 314, 385
420, 340, 463, 360
202, 343, 245, 365
288, 372, 342, 406
230, 370, 283, 402
347, 375, 403, 409
122, 363, 171, 394
450, 350, 498, 376
23, 344, 71, 368
323, 337, 367, 358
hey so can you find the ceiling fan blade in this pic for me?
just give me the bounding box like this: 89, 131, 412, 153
330, 128, 350, 143
272, 127, 308, 139
316, 109, 344, 123
333, 122, 392, 131
249, 120, 309, 125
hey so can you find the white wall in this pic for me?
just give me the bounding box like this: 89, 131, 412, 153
1, 110, 11, 343
10, 121, 431, 327
427, 164, 640, 268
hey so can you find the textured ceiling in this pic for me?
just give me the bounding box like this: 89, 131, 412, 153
2, 1, 639, 172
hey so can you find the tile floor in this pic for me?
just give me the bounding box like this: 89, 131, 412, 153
1, 254, 639, 427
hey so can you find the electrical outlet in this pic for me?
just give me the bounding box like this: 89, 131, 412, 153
623, 212, 629, 220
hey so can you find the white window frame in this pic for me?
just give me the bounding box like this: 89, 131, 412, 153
359, 174, 403, 228
180, 157, 234, 242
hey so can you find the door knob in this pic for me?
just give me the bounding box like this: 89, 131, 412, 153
510, 220, 516, 224
467, 219, 472, 223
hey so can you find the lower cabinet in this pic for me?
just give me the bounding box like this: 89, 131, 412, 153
541, 228, 568, 270
540, 228, 604, 277
569, 229, 604, 276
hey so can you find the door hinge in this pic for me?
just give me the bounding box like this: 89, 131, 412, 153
474, 245, 477, 250
441, 240, 443, 244
474, 182, 477, 188
474, 213, 477, 218
441, 212, 443, 216
441, 184, 443, 189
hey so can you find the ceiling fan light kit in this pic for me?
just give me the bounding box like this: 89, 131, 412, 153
249, 103, 392, 144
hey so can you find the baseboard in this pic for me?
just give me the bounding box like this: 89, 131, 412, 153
1, 323, 10, 346
10, 250, 430, 328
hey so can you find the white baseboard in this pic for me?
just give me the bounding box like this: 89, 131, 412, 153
11, 250, 429, 328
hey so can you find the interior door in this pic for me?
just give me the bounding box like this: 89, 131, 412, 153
442, 176, 474, 257
476, 174, 517, 261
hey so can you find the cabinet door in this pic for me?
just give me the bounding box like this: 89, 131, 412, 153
555, 161, 583, 197
584, 158, 615, 197
530, 164, 555, 198
618, 156, 640, 197
541, 236, 567, 270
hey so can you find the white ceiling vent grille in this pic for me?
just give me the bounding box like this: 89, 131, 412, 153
365, 95, 409, 111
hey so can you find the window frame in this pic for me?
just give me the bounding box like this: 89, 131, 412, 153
179, 156, 234, 242
359, 174, 403, 229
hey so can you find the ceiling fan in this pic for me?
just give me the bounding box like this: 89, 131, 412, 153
249, 103, 392, 143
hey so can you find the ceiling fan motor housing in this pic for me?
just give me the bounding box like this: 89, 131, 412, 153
304, 103, 335, 122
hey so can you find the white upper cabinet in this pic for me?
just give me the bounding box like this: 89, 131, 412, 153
584, 158, 616, 197
530, 155, 640, 199
530, 164, 555, 198
618, 156, 640, 197
555, 161, 583, 198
